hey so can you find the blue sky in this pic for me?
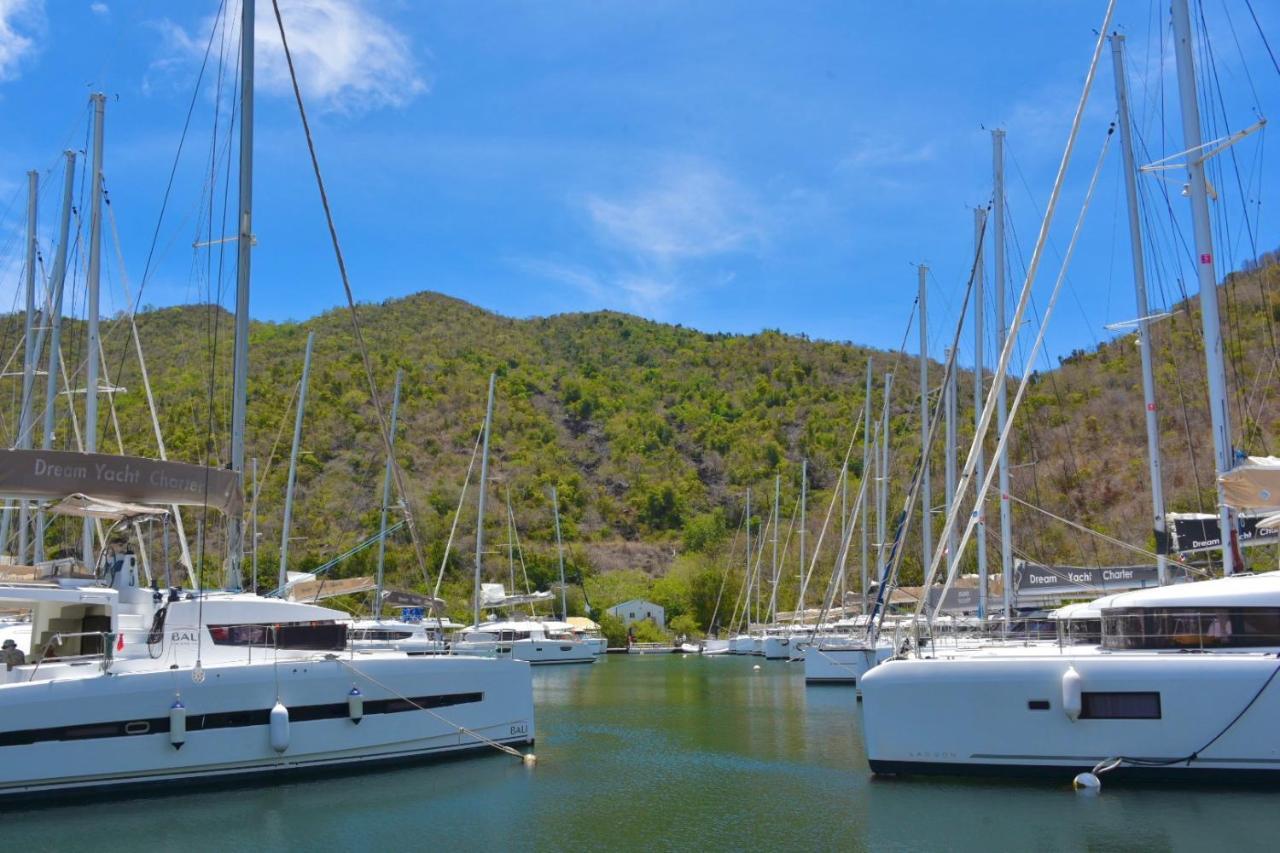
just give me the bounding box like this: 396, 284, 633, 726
0, 0, 1276, 368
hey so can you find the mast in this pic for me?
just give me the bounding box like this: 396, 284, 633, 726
1170, 0, 1236, 574
16, 170, 37, 564
944, 347, 958, 562
277, 331, 314, 590
227, 0, 256, 590
918, 266, 932, 580
744, 487, 751, 630
973, 206, 989, 617
860, 359, 872, 610
771, 474, 780, 622
83, 92, 106, 571
1111, 34, 1168, 585
35, 150, 76, 563
841, 455, 848, 611
797, 459, 807, 615
993, 129, 1014, 615
374, 368, 403, 618
877, 373, 893, 574
551, 486, 567, 620
473, 373, 496, 628
251, 457, 259, 594
505, 486, 516, 593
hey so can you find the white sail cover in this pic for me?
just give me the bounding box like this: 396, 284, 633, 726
1221, 456, 1280, 510
479, 582, 554, 608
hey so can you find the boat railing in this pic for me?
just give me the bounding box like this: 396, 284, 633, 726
903, 616, 1064, 655
26, 630, 116, 680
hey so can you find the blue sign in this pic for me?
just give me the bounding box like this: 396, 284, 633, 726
400, 607, 425, 623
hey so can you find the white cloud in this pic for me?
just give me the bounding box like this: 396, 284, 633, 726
516, 258, 605, 300
152, 0, 427, 113
90, 2, 108, 17
0, 0, 43, 83
516, 161, 761, 316
512, 258, 677, 315
583, 162, 764, 262
839, 136, 938, 171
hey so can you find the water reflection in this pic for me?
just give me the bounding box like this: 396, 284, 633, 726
5, 655, 1277, 851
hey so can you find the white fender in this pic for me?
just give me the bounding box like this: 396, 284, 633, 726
169, 699, 187, 750
1073, 772, 1101, 791
348, 686, 364, 725
270, 701, 290, 753
1062, 666, 1082, 722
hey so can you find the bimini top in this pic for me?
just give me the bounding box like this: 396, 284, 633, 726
1221, 456, 1280, 511
1102, 571, 1280, 610
0, 449, 242, 515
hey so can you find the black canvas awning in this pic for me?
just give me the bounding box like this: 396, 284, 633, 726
1163, 511, 1279, 554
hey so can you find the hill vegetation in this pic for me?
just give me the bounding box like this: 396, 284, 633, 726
4, 251, 1277, 629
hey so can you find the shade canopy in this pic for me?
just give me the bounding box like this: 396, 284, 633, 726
1258, 513, 1280, 532
1221, 457, 1280, 510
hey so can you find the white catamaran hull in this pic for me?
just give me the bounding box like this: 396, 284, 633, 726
511, 638, 596, 665
803, 642, 891, 685
861, 652, 1280, 781
700, 639, 729, 656
762, 636, 794, 661
0, 654, 534, 798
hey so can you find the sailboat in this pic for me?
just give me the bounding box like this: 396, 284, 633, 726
450, 377, 596, 665
861, 0, 1280, 783
0, 0, 535, 798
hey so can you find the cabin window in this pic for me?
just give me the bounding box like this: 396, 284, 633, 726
1102, 607, 1280, 650
1066, 619, 1101, 644
208, 621, 347, 651
1079, 691, 1161, 720
1027, 700, 1050, 711
351, 629, 414, 642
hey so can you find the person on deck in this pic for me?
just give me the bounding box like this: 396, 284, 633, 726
2, 638, 25, 670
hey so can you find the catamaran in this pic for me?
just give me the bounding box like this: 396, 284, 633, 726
0, 467, 534, 798
861, 0, 1278, 784
0, 0, 539, 797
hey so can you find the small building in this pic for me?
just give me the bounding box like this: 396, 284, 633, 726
607, 598, 665, 630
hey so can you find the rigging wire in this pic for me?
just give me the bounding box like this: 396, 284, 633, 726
918, 96, 1120, 628
1001, 185, 1100, 567
1243, 0, 1280, 79
269, 0, 433, 591
706, 507, 747, 635
113, 0, 230, 396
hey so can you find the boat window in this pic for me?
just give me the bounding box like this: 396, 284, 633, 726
1101, 607, 1280, 650
351, 629, 414, 642
208, 621, 347, 651
1079, 691, 1161, 720
1027, 700, 1050, 711
1066, 618, 1101, 644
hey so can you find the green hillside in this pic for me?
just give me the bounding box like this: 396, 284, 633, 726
5, 252, 1277, 628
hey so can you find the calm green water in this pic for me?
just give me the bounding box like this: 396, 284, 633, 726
8, 655, 1280, 851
